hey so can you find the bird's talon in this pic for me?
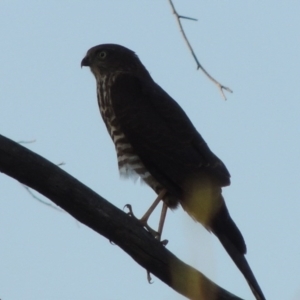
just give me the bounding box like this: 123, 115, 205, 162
123, 203, 132, 211
161, 239, 168, 246
124, 204, 136, 218
147, 271, 153, 284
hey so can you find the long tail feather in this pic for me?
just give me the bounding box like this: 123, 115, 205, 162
216, 233, 266, 300
211, 201, 266, 300
182, 184, 266, 300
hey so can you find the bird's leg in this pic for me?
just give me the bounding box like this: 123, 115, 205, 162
157, 202, 168, 246
140, 190, 166, 223
146, 195, 168, 284
124, 189, 166, 238
126, 189, 168, 284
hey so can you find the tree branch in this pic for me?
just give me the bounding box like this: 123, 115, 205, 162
168, 0, 233, 100
0, 134, 243, 300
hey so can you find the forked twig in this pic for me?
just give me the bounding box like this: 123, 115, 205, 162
168, 0, 233, 100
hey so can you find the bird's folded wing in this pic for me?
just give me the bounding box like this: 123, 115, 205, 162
111, 73, 230, 189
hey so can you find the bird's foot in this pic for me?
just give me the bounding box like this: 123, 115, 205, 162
124, 203, 168, 285
124, 204, 160, 239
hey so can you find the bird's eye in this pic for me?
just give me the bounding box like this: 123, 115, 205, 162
98, 51, 107, 59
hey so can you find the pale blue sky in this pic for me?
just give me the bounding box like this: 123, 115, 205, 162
1, 1, 300, 300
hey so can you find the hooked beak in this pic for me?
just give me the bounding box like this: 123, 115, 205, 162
81, 55, 90, 68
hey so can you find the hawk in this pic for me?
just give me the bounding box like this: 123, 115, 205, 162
81, 44, 265, 300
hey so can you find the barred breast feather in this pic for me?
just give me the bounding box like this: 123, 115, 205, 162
96, 76, 152, 183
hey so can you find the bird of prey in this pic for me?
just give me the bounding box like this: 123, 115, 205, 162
81, 44, 266, 300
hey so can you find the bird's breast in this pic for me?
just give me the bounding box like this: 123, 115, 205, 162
96, 77, 150, 181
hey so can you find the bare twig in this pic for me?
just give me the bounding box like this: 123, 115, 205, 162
18, 140, 65, 210
168, 0, 233, 100
0, 134, 244, 300
22, 184, 64, 212
17, 139, 36, 144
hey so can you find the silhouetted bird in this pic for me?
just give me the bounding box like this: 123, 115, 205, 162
81, 44, 266, 300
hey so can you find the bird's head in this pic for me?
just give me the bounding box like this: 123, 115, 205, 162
81, 44, 147, 79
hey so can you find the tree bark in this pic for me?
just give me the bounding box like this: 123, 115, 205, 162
0, 134, 244, 300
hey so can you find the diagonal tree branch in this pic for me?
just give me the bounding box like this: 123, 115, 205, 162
0, 134, 244, 300
168, 0, 233, 100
